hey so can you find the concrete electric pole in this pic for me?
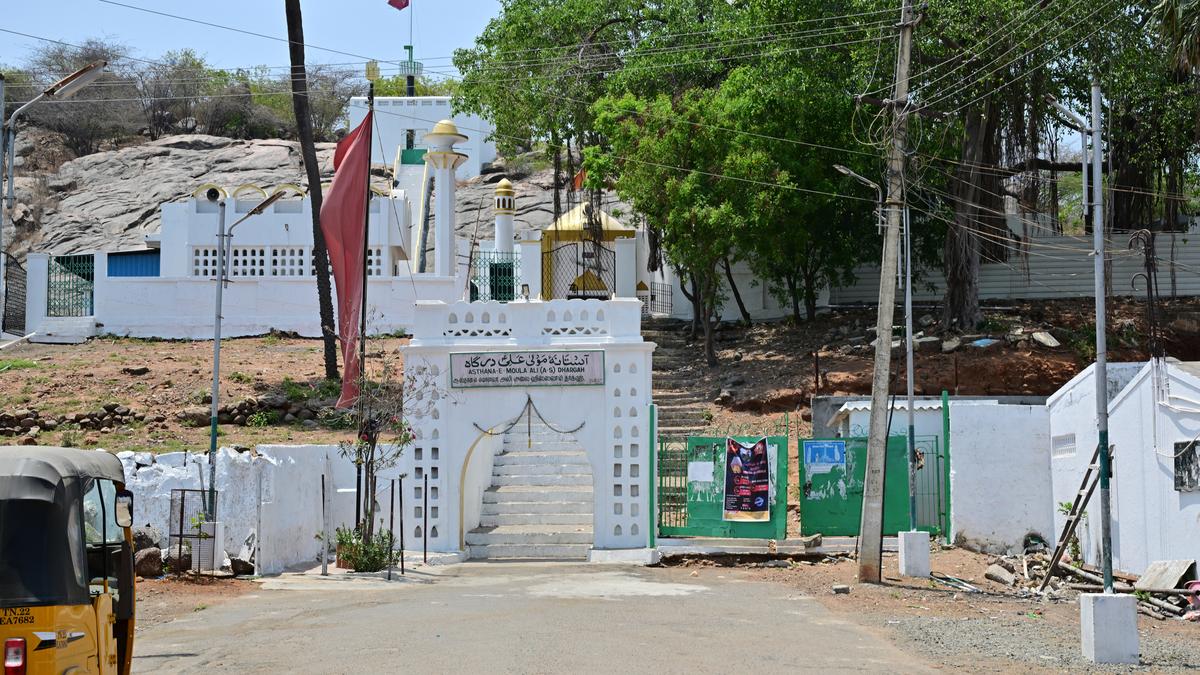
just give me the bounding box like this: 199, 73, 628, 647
858, 0, 916, 583
1090, 78, 1114, 594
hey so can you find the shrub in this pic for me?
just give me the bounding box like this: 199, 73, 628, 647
247, 410, 277, 428
228, 371, 255, 384
337, 528, 399, 573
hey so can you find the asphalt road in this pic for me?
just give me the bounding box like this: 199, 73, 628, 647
133, 563, 933, 674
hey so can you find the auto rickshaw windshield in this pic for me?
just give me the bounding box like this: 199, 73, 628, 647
0, 495, 90, 608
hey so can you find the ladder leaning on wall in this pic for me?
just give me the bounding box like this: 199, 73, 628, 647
1037, 444, 1104, 592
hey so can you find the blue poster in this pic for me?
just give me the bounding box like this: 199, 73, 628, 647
803, 441, 846, 475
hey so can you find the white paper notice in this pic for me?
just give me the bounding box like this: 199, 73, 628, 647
687, 461, 714, 483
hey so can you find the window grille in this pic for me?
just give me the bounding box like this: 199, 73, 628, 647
1051, 433, 1076, 458
272, 247, 310, 277
1175, 440, 1199, 492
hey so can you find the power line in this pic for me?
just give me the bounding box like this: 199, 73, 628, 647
931, 0, 1121, 112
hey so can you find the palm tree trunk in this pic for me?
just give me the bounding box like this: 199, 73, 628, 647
285, 0, 339, 380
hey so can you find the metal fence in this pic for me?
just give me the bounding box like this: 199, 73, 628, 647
543, 241, 616, 300
2, 253, 26, 334
168, 488, 217, 574
47, 253, 94, 317
648, 281, 673, 315
469, 250, 521, 302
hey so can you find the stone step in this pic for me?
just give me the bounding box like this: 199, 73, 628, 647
465, 525, 592, 546
493, 451, 591, 466
467, 543, 591, 560
479, 512, 592, 527
481, 499, 593, 515
492, 462, 591, 477
482, 485, 594, 504
492, 473, 592, 487
501, 440, 584, 452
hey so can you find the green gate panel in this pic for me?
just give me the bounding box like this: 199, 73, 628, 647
658, 436, 787, 539
799, 437, 914, 537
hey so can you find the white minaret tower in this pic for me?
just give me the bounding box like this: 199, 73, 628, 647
423, 120, 468, 276
494, 178, 515, 254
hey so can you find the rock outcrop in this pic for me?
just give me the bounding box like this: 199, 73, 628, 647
5, 131, 631, 259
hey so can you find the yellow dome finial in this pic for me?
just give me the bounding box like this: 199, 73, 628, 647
494, 177, 515, 215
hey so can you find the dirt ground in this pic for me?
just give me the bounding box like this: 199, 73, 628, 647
135, 576, 256, 632
0, 335, 407, 452
3, 297, 1198, 455
671, 548, 1200, 672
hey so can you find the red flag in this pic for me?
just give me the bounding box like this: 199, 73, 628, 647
387, 0, 410, 10
321, 111, 373, 409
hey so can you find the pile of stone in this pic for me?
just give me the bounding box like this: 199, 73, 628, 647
825, 314, 1066, 357
175, 394, 339, 430
0, 404, 155, 440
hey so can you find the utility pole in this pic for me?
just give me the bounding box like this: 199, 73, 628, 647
858, 0, 916, 583
1090, 78, 1114, 594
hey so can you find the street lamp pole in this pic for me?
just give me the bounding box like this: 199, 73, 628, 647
207, 190, 284, 516
0, 61, 106, 329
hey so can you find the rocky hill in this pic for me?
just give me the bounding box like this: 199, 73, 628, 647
4, 130, 629, 258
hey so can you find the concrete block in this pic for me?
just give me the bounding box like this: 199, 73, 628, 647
1080, 593, 1139, 664
898, 530, 930, 577
588, 548, 661, 565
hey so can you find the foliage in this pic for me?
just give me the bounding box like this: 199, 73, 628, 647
335, 527, 399, 573
227, 371, 255, 384
0, 358, 38, 371
247, 410, 277, 428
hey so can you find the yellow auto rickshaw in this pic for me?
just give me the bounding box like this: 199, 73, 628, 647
0, 446, 135, 674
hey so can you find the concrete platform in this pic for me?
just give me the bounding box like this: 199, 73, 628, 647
656, 535, 823, 557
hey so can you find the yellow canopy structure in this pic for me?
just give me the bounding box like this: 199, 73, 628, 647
541, 203, 635, 299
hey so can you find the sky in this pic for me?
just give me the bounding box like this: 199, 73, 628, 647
1, 0, 501, 79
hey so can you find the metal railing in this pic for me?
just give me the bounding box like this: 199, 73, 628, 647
469, 250, 521, 302
47, 254, 94, 317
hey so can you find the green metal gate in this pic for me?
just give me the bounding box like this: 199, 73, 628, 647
657, 435, 788, 539
799, 435, 948, 537
47, 254, 94, 317
469, 250, 520, 302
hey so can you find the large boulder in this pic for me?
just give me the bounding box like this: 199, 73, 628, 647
162, 543, 192, 573
132, 525, 162, 553
134, 547, 163, 578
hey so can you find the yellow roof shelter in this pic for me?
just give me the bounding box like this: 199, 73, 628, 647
541, 203, 635, 299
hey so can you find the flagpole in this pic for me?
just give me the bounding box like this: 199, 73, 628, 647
355, 83, 374, 530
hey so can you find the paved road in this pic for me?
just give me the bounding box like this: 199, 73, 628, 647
134, 563, 932, 674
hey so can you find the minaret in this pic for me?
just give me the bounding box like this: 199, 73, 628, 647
494, 178, 515, 254
422, 120, 468, 276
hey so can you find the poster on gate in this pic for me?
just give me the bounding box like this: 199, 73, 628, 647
722, 437, 771, 521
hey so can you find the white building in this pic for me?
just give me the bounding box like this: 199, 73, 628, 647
1048, 359, 1200, 575
347, 95, 497, 181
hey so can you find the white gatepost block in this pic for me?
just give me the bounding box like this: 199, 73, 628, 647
897, 530, 930, 577
1080, 593, 1139, 664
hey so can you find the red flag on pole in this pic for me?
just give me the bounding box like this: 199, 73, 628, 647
321, 111, 373, 409
387, 0, 410, 10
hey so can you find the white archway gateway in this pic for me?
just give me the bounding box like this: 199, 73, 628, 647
399, 297, 656, 561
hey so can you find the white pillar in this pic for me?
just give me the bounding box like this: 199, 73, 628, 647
1080, 594, 1138, 664
24, 253, 48, 334
518, 237, 542, 300
897, 530, 930, 577
494, 178, 515, 254
422, 121, 468, 277
615, 237, 636, 298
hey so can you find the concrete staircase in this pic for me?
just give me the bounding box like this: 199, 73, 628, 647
644, 319, 712, 437
29, 316, 96, 344
466, 421, 593, 560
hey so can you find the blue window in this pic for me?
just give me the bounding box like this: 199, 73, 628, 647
107, 250, 160, 277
